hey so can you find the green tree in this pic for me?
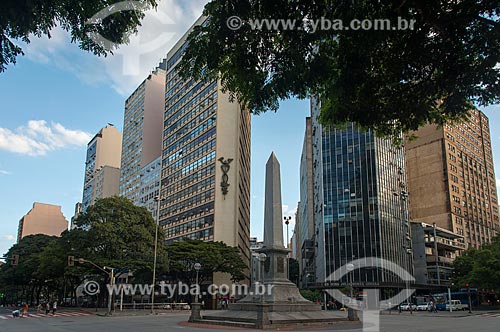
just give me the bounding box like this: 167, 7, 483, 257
74, 196, 168, 279
453, 236, 500, 293
180, 0, 500, 139
166, 238, 246, 283
0, 234, 57, 304
37, 229, 96, 305
0, 0, 157, 72
300, 289, 322, 302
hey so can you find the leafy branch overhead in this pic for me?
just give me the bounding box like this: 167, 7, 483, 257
180, 0, 500, 138
0, 0, 158, 72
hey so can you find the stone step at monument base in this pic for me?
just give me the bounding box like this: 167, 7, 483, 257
198, 310, 353, 329
229, 302, 322, 312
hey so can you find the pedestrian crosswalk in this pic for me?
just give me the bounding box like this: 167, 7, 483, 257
475, 313, 500, 318
0, 311, 93, 320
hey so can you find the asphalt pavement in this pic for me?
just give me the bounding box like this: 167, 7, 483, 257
0, 308, 499, 332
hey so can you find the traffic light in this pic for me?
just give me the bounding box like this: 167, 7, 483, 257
0, 293, 5, 298
465, 283, 470, 288
11, 254, 19, 266
68, 256, 75, 267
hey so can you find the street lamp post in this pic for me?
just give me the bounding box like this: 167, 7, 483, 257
103, 266, 115, 316
284, 216, 291, 249
448, 284, 453, 312
284, 216, 291, 279
151, 195, 162, 314
346, 263, 357, 321
194, 263, 201, 303
189, 262, 202, 322
405, 248, 413, 315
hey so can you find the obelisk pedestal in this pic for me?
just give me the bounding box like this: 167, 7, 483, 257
197, 152, 353, 329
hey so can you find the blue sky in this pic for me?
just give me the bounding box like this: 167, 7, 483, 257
0, 0, 499, 258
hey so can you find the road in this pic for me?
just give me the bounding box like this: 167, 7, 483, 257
0, 309, 499, 332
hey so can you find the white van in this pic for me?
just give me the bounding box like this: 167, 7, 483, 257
445, 300, 469, 311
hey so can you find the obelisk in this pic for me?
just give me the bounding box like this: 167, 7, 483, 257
261, 152, 290, 284
263, 152, 284, 250
240, 152, 313, 303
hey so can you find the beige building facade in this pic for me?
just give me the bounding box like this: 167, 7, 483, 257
18, 202, 68, 242
120, 63, 166, 218
406, 109, 499, 249
82, 125, 122, 212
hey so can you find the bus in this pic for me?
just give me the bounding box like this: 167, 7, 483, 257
432, 291, 478, 311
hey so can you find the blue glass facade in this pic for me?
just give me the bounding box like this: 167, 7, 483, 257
312, 100, 413, 286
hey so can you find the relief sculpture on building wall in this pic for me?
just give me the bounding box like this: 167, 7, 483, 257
218, 157, 233, 198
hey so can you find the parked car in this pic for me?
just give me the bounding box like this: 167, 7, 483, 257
399, 303, 417, 311
445, 300, 469, 311
416, 303, 431, 311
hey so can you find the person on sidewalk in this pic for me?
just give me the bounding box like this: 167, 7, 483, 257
37, 303, 42, 314
45, 302, 50, 315
12, 309, 21, 318
23, 303, 29, 317
52, 301, 57, 315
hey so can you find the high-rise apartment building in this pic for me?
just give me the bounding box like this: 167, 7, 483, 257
18, 203, 68, 242
310, 99, 413, 285
159, 17, 251, 268
120, 62, 166, 218
70, 202, 82, 230
297, 117, 315, 286
82, 125, 122, 212
406, 109, 499, 249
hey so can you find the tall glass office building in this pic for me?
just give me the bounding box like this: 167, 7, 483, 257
311, 99, 413, 286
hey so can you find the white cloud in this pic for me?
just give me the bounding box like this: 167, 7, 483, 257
3, 235, 15, 242
0, 170, 11, 175
20, 0, 207, 95
0, 120, 92, 156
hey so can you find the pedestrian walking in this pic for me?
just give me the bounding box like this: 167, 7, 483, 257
37, 303, 42, 314
23, 303, 29, 317
52, 301, 57, 315
45, 302, 50, 315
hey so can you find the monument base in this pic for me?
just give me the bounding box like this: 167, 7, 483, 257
195, 306, 354, 330
195, 282, 355, 329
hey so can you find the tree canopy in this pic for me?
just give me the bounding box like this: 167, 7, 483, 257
166, 238, 246, 283
180, 0, 500, 139
453, 236, 500, 293
0, 0, 157, 72
74, 196, 168, 276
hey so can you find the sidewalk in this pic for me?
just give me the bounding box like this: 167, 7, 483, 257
380, 309, 500, 318
79, 307, 192, 317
